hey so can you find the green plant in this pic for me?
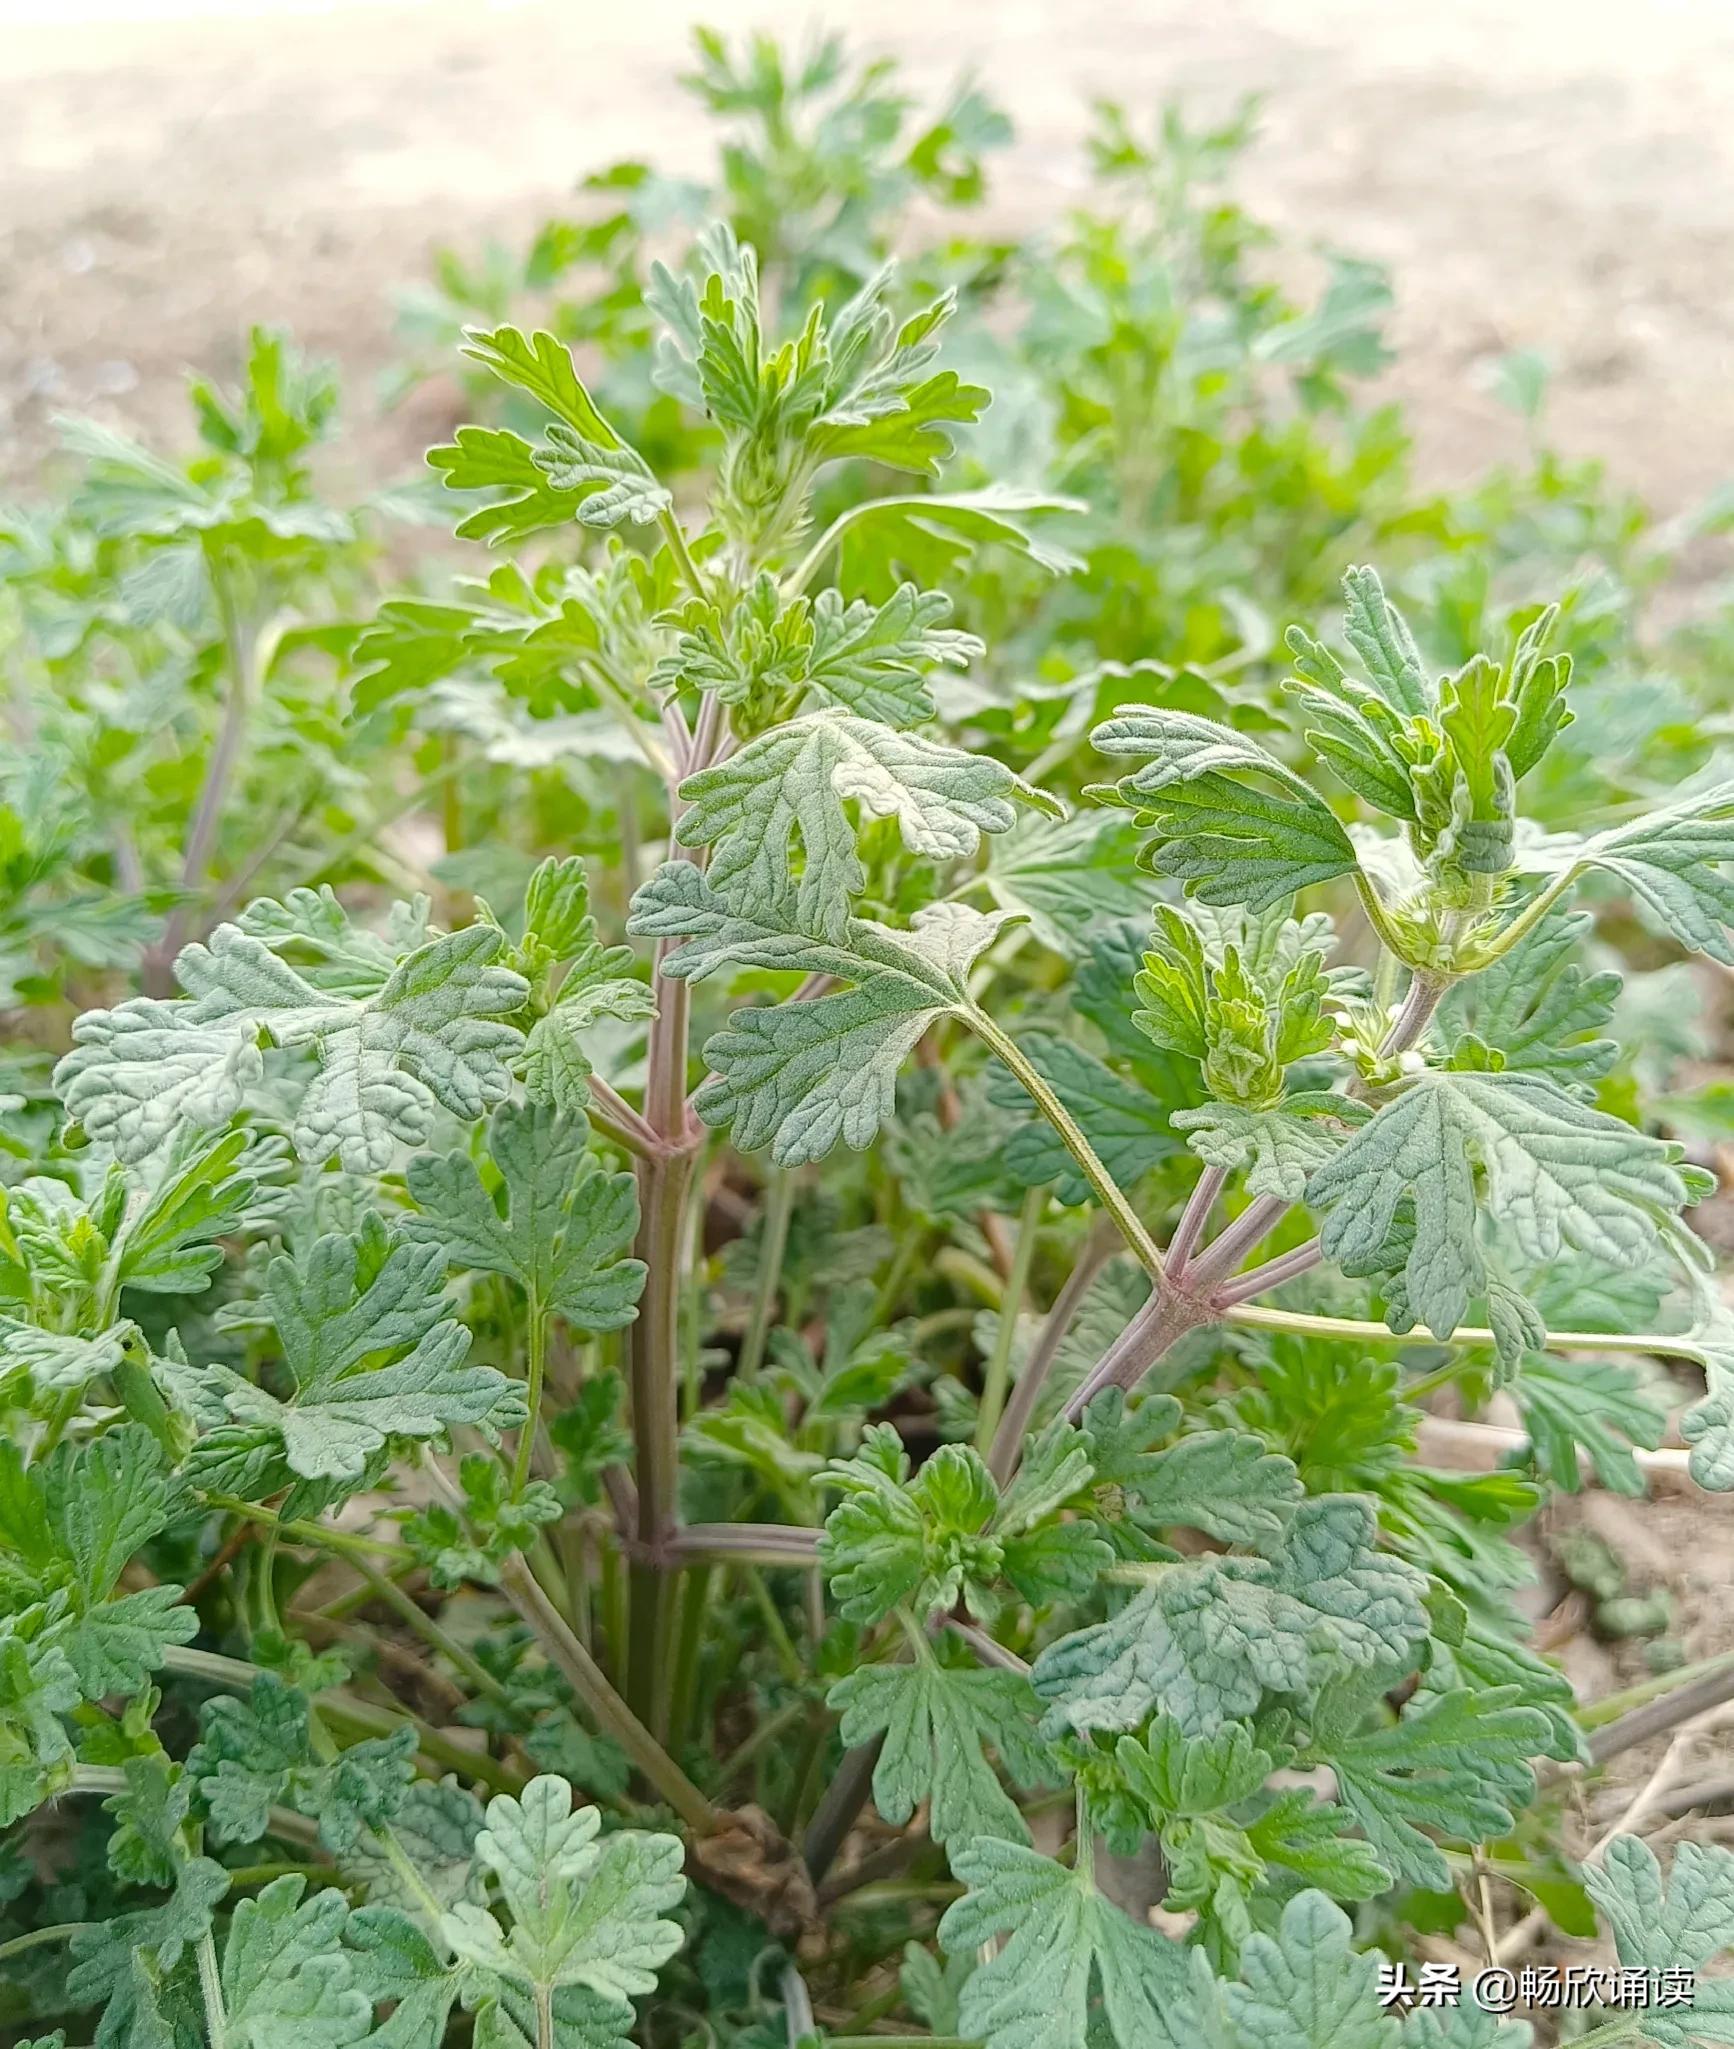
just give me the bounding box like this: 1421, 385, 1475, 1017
7, 30, 1734, 2049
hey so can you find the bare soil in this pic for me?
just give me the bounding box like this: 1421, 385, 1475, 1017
3, 0, 1733, 513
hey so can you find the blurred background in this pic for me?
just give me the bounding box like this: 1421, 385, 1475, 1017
4, 0, 1733, 511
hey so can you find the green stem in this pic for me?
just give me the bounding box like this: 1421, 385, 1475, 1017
158, 1644, 522, 1795
742, 1566, 805, 1686
666, 1563, 712, 1755
739, 1168, 795, 1379
1460, 862, 1588, 970
823, 2039, 979, 2048
347, 1552, 508, 1706
1402, 1357, 1467, 1403
976, 1187, 1044, 1456
0, 1921, 91, 1964
197, 1930, 229, 2049
1222, 1300, 1711, 1360
658, 508, 709, 602
964, 1008, 1163, 1279
1352, 868, 1413, 961
498, 1554, 719, 1836
514, 1291, 549, 1498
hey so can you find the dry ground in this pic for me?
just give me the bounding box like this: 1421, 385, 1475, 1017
3, 0, 1733, 512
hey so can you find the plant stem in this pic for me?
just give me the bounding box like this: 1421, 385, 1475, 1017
1213, 1235, 1323, 1306
158, 1643, 522, 1795
1062, 1287, 1206, 1423
1461, 862, 1587, 970
987, 1215, 1118, 1483
658, 508, 708, 602
666, 1563, 713, 1754
975, 1187, 1044, 1456
1165, 1165, 1226, 1279
197, 1930, 229, 2049
586, 1075, 659, 1158
0, 1922, 91, 1964
1219, 1300, 1711, 1360
164, 560, 256, 963
513, 1290, 548, 1498
669, 1523, 821, 1569
740, 1167, 796, 1379
348, 1552, 508, 1706
1584, 1647, 1734, 1762
498, 1554, 718, 1836
1178, 1193, 1288, 1298
965, 1008, 1163, 1279
802, 1737, 883, 1883
627, 1143, 693, 1731
824, 2040, 980, 2048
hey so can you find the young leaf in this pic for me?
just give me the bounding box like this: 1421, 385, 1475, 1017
1514, 1352, 1666, 1496
56, 919, 528, 1173
212, 1224, 521, 1483
829, 1657, 1052, 1846
1309, 1678, 1551, 1891
404, 1101, 646, 1329
1305, 1070, 1690, 1340
441, 1777, 684, 2008
1033, 1496, 1428, 1740
220, 1877, 375, 2049
1219, 1888, 1397, 2049
675, 708, 1057, 941
1092, 710, 1359, 910
1171, 1093, 1362, 1201
1574, 784, 1734, 964
1584, 1836, 1734, 2047
1440, 906, 1618, 1092
446, 327, 671, 532
939, 1837, 1201, 2049
631, 863, 1015, 1162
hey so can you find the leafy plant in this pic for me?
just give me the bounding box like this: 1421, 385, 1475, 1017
5, 27, 1734, 2049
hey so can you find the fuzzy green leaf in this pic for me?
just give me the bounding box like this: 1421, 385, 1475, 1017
1576, 784, 1734, 965
213, 1224, 521, 1483
1092, 709, 1360, 911
1033, 1496, 1428, 1739
939, 1837, 1201, 2049
221, 1877, 374, 2049
405, 1101, 645, 1329
676, 708, 1057, 940
56, 919, 527, 1173
1310, 1679, 1551, 1891
830, 1658, 1052, 1846
1585, 1835, 1734, 2047
1172, 1092, 1361, 1201
442, 1777, 684, 2007
1306, 1070, 1689, 1339
1220, 1889, 1398, 2049
632, 863, 1015, 1162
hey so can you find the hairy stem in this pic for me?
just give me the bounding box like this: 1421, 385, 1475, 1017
987, 1215, 1118, 1483
1165, 1164, 1226, 1280
586, 1075, 659, 1158
499, 1554, 719, 1835
1062, 1287, 1207, 1423
1213, 1234, 1323, 1306
197, 1930, 230, 2049
739, 1167, 795, 1379
513, 1291, 548, 1498
975, 1187, 1045, 1456
169, 563, 256, 936
965, 1008, 1164, 1278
